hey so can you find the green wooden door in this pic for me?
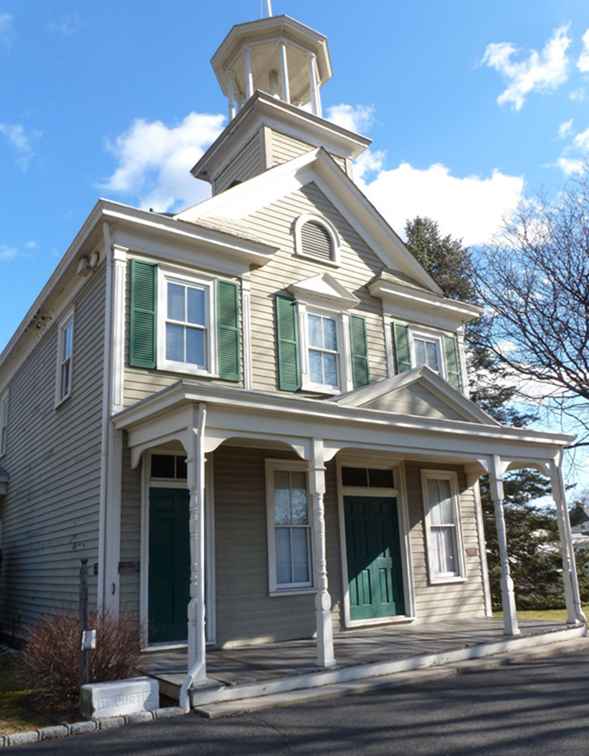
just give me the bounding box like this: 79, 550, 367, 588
148, 488, 190, 644
344, 496, 405, 621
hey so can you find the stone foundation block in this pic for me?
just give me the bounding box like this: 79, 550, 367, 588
154, 706, 185, 719
126, 711, 155, 725
80, 677, 159, 720
97, 716, 126, 730
67, 720, 98, 735
6, 731, 39, 747
38, 725, 69, 740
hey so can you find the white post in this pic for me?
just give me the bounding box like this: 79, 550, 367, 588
180, 404, 207, 710
279, 42, 290, 103
309, 439, 335, 668
489, 455, 520, 636
227, 77, 237, 121
550, 457, 586, 626
244, 46, 254, 100
265, 0, 273, 16
308, 54, 322, 117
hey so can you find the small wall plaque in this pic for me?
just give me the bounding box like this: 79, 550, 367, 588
465, 547, 479, 557
118, 561, 140, 575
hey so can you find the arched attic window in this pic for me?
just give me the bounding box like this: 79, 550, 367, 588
293, 214, 340, 266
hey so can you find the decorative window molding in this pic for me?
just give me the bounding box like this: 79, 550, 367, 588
0, 389, 9, 458
265, 459, 314, 595
55, 309, 75, 407
293, 214, 340, 266
157, 267, 217, 377
297, 304, 353, 394
421, 470, 465, 584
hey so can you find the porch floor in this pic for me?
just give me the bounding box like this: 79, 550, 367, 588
139, 618, 582, 705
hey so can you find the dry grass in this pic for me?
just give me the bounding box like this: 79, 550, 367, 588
494, 605, 589, 621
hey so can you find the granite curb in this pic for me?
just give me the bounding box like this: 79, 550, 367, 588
0, 707, 187, 748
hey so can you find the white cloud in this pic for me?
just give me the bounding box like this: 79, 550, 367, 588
103, 112, 225, 212
557, 157, 585, 175
578, 29, 589, 72
573, 128, 589, 152
0, 244, 17, 262
357, 162, 524, 246
0, 122, 40, 170
0, 12, 13, 48
569, 87, 586, 102
482, 25, 571, 110
47, 13, 81, 37
558, 118, 574, 138
326, 104, 375, 134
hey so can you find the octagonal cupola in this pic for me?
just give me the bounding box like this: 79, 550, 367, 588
211, 6, 332, 120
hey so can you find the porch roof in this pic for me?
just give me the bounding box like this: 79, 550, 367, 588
113, 379, 574, 469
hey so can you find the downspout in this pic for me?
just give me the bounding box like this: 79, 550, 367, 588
179, 404, 207, 712
97, 222, 114, 614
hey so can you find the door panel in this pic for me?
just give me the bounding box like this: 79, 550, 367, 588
344, 496, 405, 621
148, 488, 190, 644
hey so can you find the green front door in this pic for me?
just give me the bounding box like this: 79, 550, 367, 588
148, 488, 190, 644
344, 496, 405, 621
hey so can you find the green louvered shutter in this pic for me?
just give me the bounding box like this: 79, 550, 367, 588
276, 295, 300, 392
392, 322, 411, 373
217, 281, 241, 381
350, 316, 370, 388
129, 260, 157, 369
443, 334, 463, 391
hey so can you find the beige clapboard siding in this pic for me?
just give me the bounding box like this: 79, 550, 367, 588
270, 129, 347, 173
213, 131, 265, 195
119, 443, 142, 617
0, 267, 105, 638
213, 445, 342, 646
247, 181, 387, 392
122, 261, 244, 408
404, 463, 486, 622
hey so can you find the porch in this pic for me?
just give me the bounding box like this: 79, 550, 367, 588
140, 618, 586, 707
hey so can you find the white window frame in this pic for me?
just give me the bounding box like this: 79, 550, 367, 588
0, 389, 9, 458
297, 304, 353, 394
157, 267, 217, 377
421, 469, 466, 585
55, 309, 75, 407
293, 213, 340, 267
265, 459, 314, 596
409, 328, 446, 378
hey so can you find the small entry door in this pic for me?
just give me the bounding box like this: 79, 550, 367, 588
148, 488, 190, 644
344, 496, 405, 621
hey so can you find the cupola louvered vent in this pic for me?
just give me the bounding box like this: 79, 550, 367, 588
301, 221, 333, 261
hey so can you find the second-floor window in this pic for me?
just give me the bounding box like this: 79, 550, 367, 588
412, 334, 442, 374
307, 312, 340, 390
56, 312, 74, 405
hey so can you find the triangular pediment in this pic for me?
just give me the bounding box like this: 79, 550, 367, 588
332, 367, 500, 426
288, 273, 359, 310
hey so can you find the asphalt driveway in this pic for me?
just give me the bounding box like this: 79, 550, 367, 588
10, 649, 589, 755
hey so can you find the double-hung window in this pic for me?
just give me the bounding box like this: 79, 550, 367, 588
0, 390, 8, 457
413, 334, 442, 374
56, 312, 74, 405
421, 471, 464, 583
307, 312, 340, 390
159, 271, 215, 376
266, 461, 313, 593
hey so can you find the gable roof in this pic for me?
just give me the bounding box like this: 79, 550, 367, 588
176, 148, 443, 295
330, 366, 500, 426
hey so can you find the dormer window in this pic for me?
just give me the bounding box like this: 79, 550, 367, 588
293, 214, 340, 266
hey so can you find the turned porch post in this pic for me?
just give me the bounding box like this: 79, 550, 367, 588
550, 456, 586, 626
309, 439, 335, 668
489, 455, 520, 636
186, 404, 207, 679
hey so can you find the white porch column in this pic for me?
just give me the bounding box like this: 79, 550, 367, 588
227, 77, 237, 120
309, 438, 335, 668
186, 404, 207, 679
244, 46, 254, 99
550, 457, 586, 626
489, 455, 520, 636
308, 54, 322, 117
279, 42, 290, 103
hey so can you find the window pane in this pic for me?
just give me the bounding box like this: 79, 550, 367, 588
151, 454, 176, 478
274, 471, 291, 524
426, 340, 440, 372
276, 528, 292, 584
61, 361, 70, 398
308, 314, 322, 348
323, 317, 337, 351
168, 283, 185, 321
368, 469, 395, 488
186, 328, 206, 367
291, 529, 309, 583
432, 526, 456, 575
175, 456, 187, 479
309, 350, 323, 384
290, 472, 308, 524
64, 322, 73, 359
429, 479, 453, 525
341, 467, 368, 486
323, 353, 338, 386
166, 323, 184, 362
187, 287, 206, 326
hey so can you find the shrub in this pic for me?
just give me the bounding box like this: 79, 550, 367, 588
21, 613, 140, 707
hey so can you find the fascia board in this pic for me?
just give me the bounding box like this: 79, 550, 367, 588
369, 279, 483, 322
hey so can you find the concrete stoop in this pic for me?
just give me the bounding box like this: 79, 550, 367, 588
189, 625, 587, 715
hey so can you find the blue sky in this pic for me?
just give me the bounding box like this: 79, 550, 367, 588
1, 0, 589, 487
